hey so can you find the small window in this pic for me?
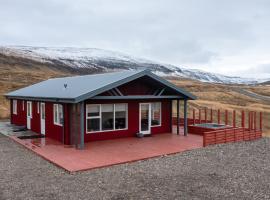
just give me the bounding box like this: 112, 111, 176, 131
22, 100, 24, 111
151, 102, 161, 126
13, 100, 17, 115
53, 104, 63, 126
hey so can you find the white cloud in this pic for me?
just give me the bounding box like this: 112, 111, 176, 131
0, 0, 270, 78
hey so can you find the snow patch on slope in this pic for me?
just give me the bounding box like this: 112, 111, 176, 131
0, 46, 269, 84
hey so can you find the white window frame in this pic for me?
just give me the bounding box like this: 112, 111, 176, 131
86, 103, 128, 134
13, 100, 17, 115
37, 102, 40, 114
150, 102, 162, 127
27, 101, 32, 118
53, 104, 63, 126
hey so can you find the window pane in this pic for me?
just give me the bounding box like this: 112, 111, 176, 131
115, 104, 127, 129
58, 105, 63, 125
115, 104, 126, 112
54, 104, 58, 123
87, 105, 100, 117
13, 100, 17, 114
87, 118, 100, 132
151, 102, 161, 126
101, 104, 114, 130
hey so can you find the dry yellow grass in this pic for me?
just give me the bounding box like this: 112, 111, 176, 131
172, 79, 270, 136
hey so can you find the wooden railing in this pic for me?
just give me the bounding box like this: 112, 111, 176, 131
203, 128, 262, 147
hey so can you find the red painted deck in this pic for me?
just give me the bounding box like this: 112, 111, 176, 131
10, 133, 203, 172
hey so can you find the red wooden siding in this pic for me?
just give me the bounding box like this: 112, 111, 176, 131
10, 98, 172, 144
10, 99, 64, 143
10, 99, 26, 126
44, 102, 63, 142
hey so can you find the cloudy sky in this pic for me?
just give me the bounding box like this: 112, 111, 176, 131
1, 0, 270, 78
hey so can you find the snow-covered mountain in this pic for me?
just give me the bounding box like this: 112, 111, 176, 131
0, 46, 267, 84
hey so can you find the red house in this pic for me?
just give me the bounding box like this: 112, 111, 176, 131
6, 70, 196, 149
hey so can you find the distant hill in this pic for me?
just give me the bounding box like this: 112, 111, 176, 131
1, 46, 268, 85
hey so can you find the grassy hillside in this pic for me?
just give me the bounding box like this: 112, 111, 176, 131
1, 64, 269, 136
172, 79, 270, 136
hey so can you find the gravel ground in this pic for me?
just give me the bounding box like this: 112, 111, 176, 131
1, 134, 270, 200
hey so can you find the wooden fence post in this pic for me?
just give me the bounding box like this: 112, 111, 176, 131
251, 112, 254, 130
254, 112, 257, 130
193, 109, 195, 125
225, 110, 228, 125
205, 107, 207, 123
233, 110, 236, 127
210, 109, 213, 123
248, 111, 251, 130
218, 109, 220, 124
199, 109, 201, 124
241, 111, 245, 128
260, 112, 263, 131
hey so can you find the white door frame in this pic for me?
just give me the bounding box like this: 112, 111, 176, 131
139, 103, 151, 135
40, 102, 46, 135
26, 101, 32, 129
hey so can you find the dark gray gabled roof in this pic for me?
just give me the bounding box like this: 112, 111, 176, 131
5, 69, 196, 103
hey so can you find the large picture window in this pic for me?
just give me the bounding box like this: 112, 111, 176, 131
86, 103, 128, 133
53, 104, 63, 126
151, 102, 161, 126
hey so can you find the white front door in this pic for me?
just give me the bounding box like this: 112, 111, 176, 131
140, 103, 151, 135
40, 103, 45, 135
26, 101, 32, 129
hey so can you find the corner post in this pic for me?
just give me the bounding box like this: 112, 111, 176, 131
184, 99, 188, 136
79, 101, 85, 149
176, 99, 180, 135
